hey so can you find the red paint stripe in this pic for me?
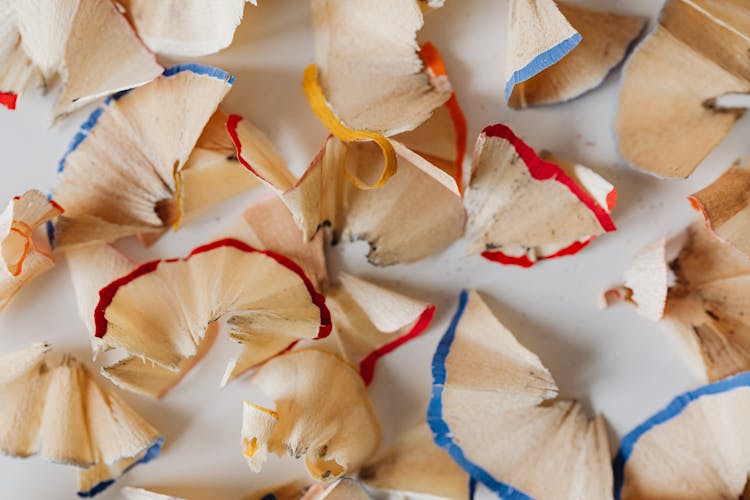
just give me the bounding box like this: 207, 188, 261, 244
482, 124, 617, 233
482, 238, 595, 267
688, 196, 702, 212
95, 260, 160, 338
481, 251, 535, 268
94, 238, 332, 340
359, 304, 436, 386
687, 194, 724, 243
225, 114, 274, 186
48, 199, 65, 214
606, 188, 617, 212
0, 92, 17, 110
545, 237, 594, 259
419, 42, 467, 194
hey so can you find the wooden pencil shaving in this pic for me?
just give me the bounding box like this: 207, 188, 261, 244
689, 159, 750, 258
0, 190, 63, 312
65, 244, 136, 346
322, 272, 434, 385
465, 124, 616, 267
66, 243, 214, 399
121, 0, 251, 58
359, 423, 471, 500
305, 0, 452, 188
89, 239, 330, 398
396, 42, 468, 191
241, 349, 381, 481
221, 195, 329, 293
222, 196, 434, 386
219, 195, 328, 385
663, 224, 750, 381
310, 0, 450, 135
228, 115, 465, 265
616, 0, 750, 178
0, 0, 162, 115
0, 343, 162, 497
601, 238, 671, 322
52, 65, 257, 249
608, 221, 750, 381
429, 290, 612, 499
3, 1, 747, 497
506, 0, 644, 108
614, 372, 750, 500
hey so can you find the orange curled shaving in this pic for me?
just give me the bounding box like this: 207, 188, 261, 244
302, 64, 397, 190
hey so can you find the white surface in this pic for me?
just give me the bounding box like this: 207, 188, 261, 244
1, 1, 749, 499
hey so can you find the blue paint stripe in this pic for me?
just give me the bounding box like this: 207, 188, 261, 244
104, 88, 133, 105
45, 220, 54, 248
45, 192, 55, 248
77, 479, 114, 498
57, 63, 234, 174
504, 33, 582, 102
57, 107, 105, 173
427, 290, 535, 500
163, 63, 235, 85
52, 62, 233, 247
76, 436, 164, 498
613, 372, 750, 499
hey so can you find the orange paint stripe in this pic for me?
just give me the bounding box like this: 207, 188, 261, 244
419, 42, 467, 194
7, 226, 31, 277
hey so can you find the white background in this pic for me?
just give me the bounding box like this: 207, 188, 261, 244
1, 1, 749, 499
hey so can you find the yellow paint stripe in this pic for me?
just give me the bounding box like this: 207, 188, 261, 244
302, 64, 397, 189
243, 401, 279, 419
172, 164, 184, 230
243, 437, 259, 458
